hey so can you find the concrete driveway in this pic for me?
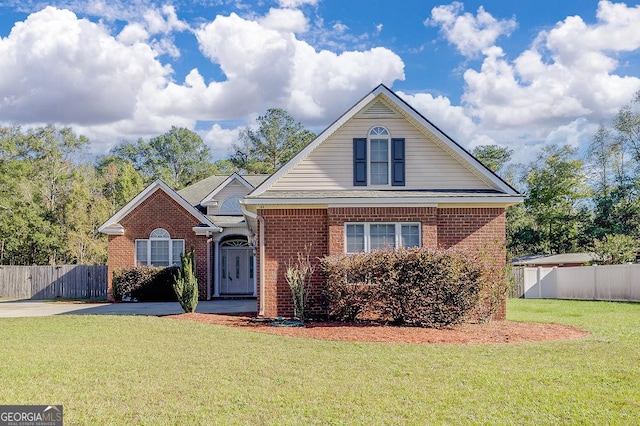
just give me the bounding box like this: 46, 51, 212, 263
0, 299, 256, 318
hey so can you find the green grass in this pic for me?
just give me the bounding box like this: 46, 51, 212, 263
0, 300, 638, 425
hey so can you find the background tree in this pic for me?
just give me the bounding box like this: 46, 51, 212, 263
587, 123, 640, 239
524, 145, 590, 254
108, 127, 217, 188
592, 234, 637, 265
231, 108, 315, 174
0, 125, 100, 264
96, 155, 145, 214
472, 145, 513, 173
63, 166, 112, 264
147, 126, 216, 188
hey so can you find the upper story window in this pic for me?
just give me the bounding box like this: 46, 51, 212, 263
369, 126, 390, 185
219, 196, 242, 214
353, 127, 405, 187
135, 228, 185, 267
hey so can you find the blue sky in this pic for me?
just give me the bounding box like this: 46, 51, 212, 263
1, 0, 639, 163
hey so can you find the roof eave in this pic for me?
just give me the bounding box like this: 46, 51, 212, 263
242, 195, 523, 207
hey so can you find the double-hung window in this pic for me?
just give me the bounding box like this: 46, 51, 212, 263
353, 126, 405, 187
345, 223, 421, 253
135, 228, 185, 266
369, 127, 389, 185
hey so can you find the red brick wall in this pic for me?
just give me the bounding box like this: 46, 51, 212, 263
106, 189, 210, 300
257, 206, 507, 320
437, 208, 507, 319
258, 209, 328, 318
437, 208, 506, 250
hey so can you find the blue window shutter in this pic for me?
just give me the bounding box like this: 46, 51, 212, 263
392, 138, 405, 186
353, 138, 367, 186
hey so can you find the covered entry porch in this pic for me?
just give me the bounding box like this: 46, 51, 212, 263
209, 233, 257, 299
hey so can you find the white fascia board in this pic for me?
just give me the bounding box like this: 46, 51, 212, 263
200, 173, 255, 206
242, 195, 523, 207
100, 225, 125, 235
98, 179, 220, 234
193, 226, 223, 236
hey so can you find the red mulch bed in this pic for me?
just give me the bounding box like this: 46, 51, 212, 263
164, 313, 589, 344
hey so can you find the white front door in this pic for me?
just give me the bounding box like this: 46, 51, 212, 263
220, 247, 253, 294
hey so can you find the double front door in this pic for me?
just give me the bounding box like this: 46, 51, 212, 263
220, 247, 253, 294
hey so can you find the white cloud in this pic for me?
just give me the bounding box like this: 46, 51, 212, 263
259, 8, 308, 33
0, 6, 170, 126
427, 2, 516, 58
277, 0, 320, 8
117, 22, 148, 44
143, 5, 188, 35
332, 22, 348, 33
397, 91, 477, 145
201, 124, 241, 159
156, 12, 406, 123
461, 0, 640, 131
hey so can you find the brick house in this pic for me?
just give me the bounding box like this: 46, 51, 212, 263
100, 84, 522, 318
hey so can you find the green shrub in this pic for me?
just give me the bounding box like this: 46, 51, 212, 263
173, 248, 199, 313
321, 247, 501, 328
112, 266, 179, 302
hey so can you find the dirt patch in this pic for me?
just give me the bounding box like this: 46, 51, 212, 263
164, 313, 589, 344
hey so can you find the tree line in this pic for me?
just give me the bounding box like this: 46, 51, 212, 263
1, 94, 638, 266
475, 90, 640, 263
0, 109, 313, 265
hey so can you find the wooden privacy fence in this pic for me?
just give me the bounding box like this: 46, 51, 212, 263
511, 264, 640, 302
0, 265, 108, 300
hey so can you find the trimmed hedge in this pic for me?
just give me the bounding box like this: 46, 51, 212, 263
321, 247, 505, 328
112, 266, 179, 302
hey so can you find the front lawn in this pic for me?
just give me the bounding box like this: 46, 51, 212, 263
0, 299, 638, 424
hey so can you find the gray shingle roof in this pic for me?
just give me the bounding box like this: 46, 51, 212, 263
178, 174, 269, 206
207, 215, 246, 227
512, 253, 596, 266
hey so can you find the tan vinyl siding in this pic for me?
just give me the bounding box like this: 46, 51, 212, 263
207, 181, 253, 215
270, 116, 494, 191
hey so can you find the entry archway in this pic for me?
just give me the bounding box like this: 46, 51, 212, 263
219, 238, 254, 295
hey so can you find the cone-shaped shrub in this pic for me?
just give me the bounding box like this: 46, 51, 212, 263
173, 248, 199, 313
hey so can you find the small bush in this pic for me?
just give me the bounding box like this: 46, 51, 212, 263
321, 247, 501, 328
112, 266, 179, 302
173, 248, 199, 313
285, 245, 315, 321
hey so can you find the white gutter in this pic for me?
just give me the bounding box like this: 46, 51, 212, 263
242, 196, 524, 206
241, 206, 265, 317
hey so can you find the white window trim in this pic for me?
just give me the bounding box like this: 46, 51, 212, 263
368, 126, 391, 187
135, 229, 185, 267
344, 222, 421, 253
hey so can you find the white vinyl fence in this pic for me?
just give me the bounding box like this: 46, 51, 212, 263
521, 264, 640, 302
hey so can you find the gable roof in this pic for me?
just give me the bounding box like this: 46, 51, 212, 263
179, 174, 269, 206
99, 179, 219, 235
249, 84, 519, 199
199, 173, 257, 207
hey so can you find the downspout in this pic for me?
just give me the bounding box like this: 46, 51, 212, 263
242, 206, 265, 317
206, 230, 212, 300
